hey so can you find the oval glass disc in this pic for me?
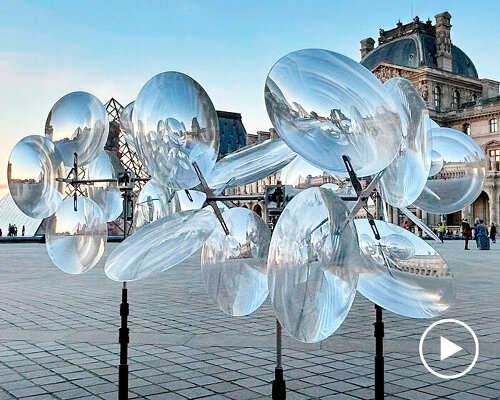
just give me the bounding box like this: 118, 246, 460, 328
413, 127, 487, 214
87, 151, 123, 222
133, 179, 176, 230
265, 49, 402, 177
105, 209, 217, 282
378, 78, 431, 207
46, 197, 107, 274
120, 101, 136, 153
133, 72, 219, 189
8, 135, 65, 219
207, 138, 296, 193
45, 91, 108, 166
355, 219, 455, 318
201, 207, 271, 316
267, 187, 359, 343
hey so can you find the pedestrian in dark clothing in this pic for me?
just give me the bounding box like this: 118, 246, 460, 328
490, 223, 497, 244
462, 219, 472, 250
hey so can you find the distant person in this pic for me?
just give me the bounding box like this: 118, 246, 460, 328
477, 220, 490, 250
402, 221, 409, 230
13, 225, 17, 237
462, 219, 472, 250
490, 223, 497, 244
473, 218, 480, 247
438, 223, 445, 243
0, 228, 2, 236
22, 225, 25, 237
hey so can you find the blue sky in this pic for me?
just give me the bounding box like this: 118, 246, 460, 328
1, 0, 499, 194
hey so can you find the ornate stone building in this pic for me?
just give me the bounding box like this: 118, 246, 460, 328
360, 12, 500, 228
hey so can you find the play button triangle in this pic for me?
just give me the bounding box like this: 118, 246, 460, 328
440, 336, 462, 361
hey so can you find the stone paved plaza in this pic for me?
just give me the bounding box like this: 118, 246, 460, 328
0, 240, 499, 400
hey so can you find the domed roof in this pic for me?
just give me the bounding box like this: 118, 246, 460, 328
361, 34, 478, 79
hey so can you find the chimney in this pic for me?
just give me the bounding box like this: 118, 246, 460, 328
360, 37, 375, 59
435, 12, 453, 72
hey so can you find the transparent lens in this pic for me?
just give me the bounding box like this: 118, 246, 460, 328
46, 197, 107, 274
45, 91, 108, 166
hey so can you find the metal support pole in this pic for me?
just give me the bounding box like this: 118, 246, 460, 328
272, 319, 286, 399
374, 304, 384, 400
119, 282, 129, 400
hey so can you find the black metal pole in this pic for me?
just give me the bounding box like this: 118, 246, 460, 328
119, 281, 129, 400
272, 319, 286, 399
374, 304, 384, 400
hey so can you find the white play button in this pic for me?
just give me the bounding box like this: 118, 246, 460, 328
419, 318, 479, 379
440, 336, 462, 361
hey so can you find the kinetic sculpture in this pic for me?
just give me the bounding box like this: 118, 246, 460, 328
7, 48, 487, 400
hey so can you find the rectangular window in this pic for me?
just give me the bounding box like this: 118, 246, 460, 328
490, 149, 500, 162
490, 118, 498, 133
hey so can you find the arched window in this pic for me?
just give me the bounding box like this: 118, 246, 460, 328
490, 118, 498, 133
453, 90, 460, 108
462, 123, 471, 135
434, 86, 441, 111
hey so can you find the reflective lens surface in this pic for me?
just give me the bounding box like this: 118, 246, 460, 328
133, 72, 219, 189
46, 197, 107, 274
413, 128, 487, 214
207, 139, 296, 193
201, 208, 271, 316
175, 190, 206, 211
134, 179, 176, 230
355, 219, 455, 318
265, 49, 402, 177
105, 209, 217, 281
378, 78, 431, 207
268, 187, 359, 343
45, 91, 108, 166
8, 135, 65, 218
87, 151, 123, 222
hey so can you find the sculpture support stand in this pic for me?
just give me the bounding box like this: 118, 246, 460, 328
374, 304, 384, 400
119, 281, 129, 400
272, 319, 286, 400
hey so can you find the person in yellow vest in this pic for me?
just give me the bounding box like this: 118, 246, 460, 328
438, 223, 445, 243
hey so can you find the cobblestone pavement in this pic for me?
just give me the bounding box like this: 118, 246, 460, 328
0, 240, 499, 399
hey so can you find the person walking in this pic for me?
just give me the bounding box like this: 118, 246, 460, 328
477, 220, 490, 250
438, 222, 445, 243
490, 222, 497, 244
473, 218, 480, 248
22, 225, 25, 237
462, 219, 472, 250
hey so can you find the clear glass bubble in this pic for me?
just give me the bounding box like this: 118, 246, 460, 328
378, 78, 431, 207
120, 101, 136, 153
105, 209, 217, 282
45, 91, 108, 166
267, 187, 359, 343
413, 127, 487, 214
201, 208, 271, 316
355, 219, 455, 318
8, 135, 65, 219
134, 179, 177, 230
133, 72, 219, 190
265, 49, 402, 177
279, 156, 336, 190
46, 196, 107, 274
380, 234, 415, 260
87, 151, 123, 222
207, 139, 296, 193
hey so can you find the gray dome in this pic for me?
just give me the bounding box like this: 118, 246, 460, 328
361, 34, 478, 78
